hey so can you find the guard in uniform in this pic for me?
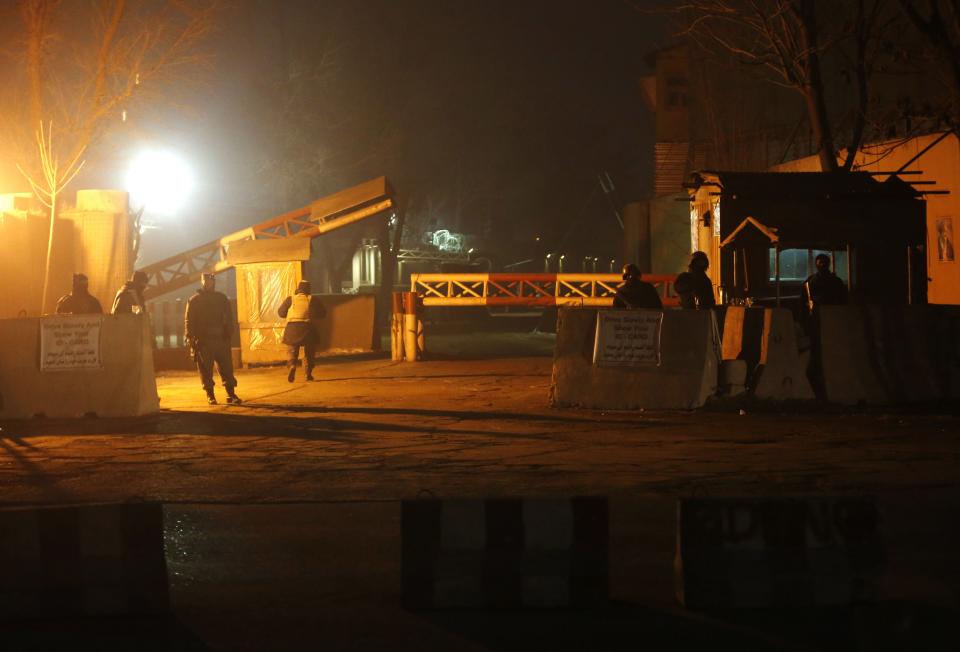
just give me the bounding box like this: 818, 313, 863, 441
56, 273, 103, 314
278, 280, 326, 382
803, 254, 848, 316
112, 270, 149, 314
613, 263, 663, 310
674, 251, 716, 310
185, 273, 240, 405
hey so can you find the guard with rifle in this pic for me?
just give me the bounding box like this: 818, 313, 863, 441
185, 272, 240, 405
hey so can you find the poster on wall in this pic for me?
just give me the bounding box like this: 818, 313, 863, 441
936, 217, 955, 263
40, 315, 103, 371
593, 310, 663, 367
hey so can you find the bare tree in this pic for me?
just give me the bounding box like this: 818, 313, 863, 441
669, 0, 890, 171
1, 0, 220, 312
16, 122, 86, 312
4, 0, 220, 187
898, 0, 960, 122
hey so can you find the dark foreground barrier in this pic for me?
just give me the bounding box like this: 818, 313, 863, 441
675, 496, 884, 609
402, 497, 608, 609
819, 305, 960, 405
0, 503, 168, 619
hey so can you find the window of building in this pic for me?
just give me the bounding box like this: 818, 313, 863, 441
768, 248, 848, 281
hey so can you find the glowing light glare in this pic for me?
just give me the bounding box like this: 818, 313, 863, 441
125, 150, 194, 215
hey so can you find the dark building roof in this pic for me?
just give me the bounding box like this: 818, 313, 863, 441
690, 171, 922, 200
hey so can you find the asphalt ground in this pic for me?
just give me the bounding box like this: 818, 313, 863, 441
3, 332, 960, 649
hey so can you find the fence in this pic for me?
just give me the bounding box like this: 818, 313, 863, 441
411, 273, 680, 307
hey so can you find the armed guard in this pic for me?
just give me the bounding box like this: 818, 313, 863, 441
613, 263, 662, 310
278, 280, 326, 382
803, 254, 848, 316
56, 273, 103, 314
185, 273, 240, 405
674, 251, 716, 310
112, 270, 148, 314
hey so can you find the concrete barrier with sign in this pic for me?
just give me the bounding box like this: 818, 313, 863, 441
550, 308, 719, 410
0, 314, 159, 419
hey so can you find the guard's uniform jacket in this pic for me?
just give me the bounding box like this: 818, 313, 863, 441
56, 292, 103, 315
278, 291, 326, 374
112, 282, 145, 314
674, 271, 716, 310
803, 270, 848, 314
185, 287, 237, 391
613, 279, 663, 310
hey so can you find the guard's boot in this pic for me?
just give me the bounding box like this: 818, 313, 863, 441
205, 389, 217, 405
305, 367, 314, 382
287, 366, 296, 383
226, 389, 242, 405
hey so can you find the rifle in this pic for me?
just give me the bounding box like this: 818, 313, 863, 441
188, 336, 201, 365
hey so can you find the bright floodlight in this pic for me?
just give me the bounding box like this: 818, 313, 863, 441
126, 150, 194, 215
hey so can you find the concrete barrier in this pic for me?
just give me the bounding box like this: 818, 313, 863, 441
0, 503, 168, 619
721, 306, 814, 401
675, 496, 884, 609
402, 497, 608, 609
550, 308, 719, 410
819, 305, 960, 405
0, 315, 159, 419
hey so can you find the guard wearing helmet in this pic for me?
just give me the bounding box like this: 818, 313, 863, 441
278, 280, 326, 382
56, 273, 103, 314
111, 270, 149, 314
613, 263, 663, 310
185, 272, 240, 405
674, 251, 716, 309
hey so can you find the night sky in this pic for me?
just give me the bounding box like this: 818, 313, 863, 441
30, 1, 669, 267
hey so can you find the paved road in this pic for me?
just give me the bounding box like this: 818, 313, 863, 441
3, 353, 960, 649
1, 356, 958, 505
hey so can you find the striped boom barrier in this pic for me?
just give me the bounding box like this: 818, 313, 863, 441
402, 497, 608, 609
675, 496, 884, 609
0, 503, 168, 619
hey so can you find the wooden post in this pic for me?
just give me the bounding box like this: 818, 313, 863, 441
391, 292, 404, 361
402, 291, 420, 362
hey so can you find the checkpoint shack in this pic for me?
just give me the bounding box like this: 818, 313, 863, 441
685, 171, 928, 310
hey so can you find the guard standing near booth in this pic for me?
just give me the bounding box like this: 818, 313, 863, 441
278, 280, 326, 382
674, 251, 716, 310
613, 263, 663, 310
56, 273, 103, 314
112, 270, 149, 314
803, 253, 848, 315
185, 272, 241, 405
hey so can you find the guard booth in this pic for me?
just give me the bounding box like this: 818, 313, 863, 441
227, 238, 378, 366
686, 172, 929, 310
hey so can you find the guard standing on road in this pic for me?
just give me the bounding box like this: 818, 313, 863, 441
674, 251, 716, 310
185, 272, 241, 405
803, 254, 848, 316
56, 273, 103, 314
278, 280, 326, 382
112, 270, 149, 314
613, 263, 663, 310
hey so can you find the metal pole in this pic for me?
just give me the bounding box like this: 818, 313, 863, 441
775, 245, 781, 308
906, 245, 913, 305
846, 244, 853, 293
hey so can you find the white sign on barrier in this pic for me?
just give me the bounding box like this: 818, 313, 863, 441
592, 310, 663, 366
40, 315, 103, 371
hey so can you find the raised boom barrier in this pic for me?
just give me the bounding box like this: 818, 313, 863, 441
411, 273, 679, 307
